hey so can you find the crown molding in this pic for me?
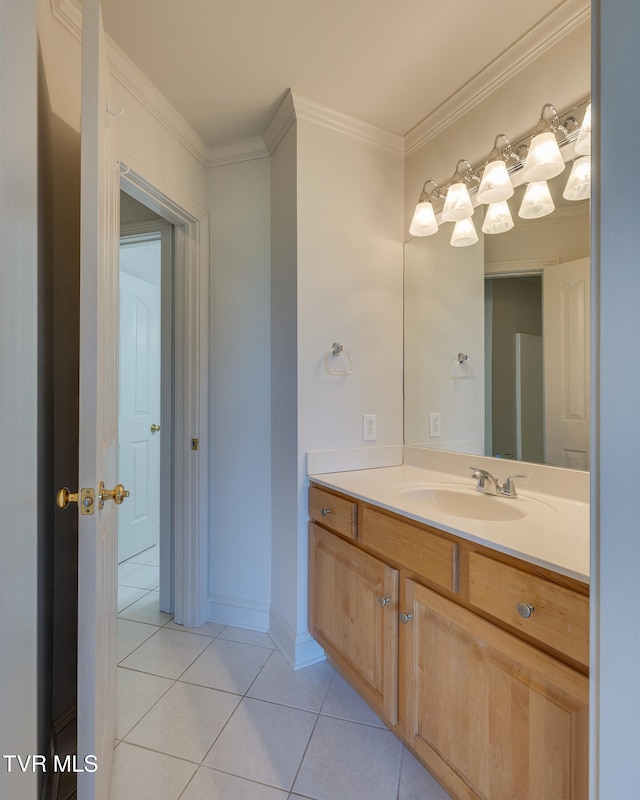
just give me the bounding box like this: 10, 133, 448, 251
50, 0, 81, 41
292, 92, 404, 154
405, 0, 591, 157
263, 90, 297, 154
263, 88, 404, 155
205, 136, 269, 168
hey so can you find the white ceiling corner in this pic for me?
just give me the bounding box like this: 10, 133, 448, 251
51, 0, 591, 166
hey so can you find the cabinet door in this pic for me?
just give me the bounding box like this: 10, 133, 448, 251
309, 523, 399, 725
403, 580, 588, 800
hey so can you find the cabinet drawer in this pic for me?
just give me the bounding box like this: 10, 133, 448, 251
309, 486, 358, 539
468, 552, 589, 666
361, 507, 458, 593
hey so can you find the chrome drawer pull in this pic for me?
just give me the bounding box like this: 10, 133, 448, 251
399, 612, 413, 624
378, 597, 391, 607
321, 507, 332, 516
516, 602, 535, 619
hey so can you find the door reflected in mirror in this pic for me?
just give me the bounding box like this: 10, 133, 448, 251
404, 171, 590, 470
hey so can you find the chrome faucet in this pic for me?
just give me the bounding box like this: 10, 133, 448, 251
470, 467, 526, 498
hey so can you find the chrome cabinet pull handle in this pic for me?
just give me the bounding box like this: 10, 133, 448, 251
399, 612, 413, 624
378, 597, 391, 607
321, 507, 332, 516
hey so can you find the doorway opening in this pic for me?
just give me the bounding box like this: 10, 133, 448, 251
118, 191, 174, 613
484, 274, 543, 463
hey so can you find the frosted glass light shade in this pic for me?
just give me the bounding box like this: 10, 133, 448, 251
482, 201, 514, 235
562, 156, 591, 201
450, 217, 478, 247
409, 201, 438, 237
518, 181, 555, 219
575, 103, 591, 156
442, 182, 474, 221
521, 131, 565, 182
477, 160, 514, 204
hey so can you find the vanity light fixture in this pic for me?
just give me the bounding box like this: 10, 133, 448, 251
521, 104, 567, 183
408, 97, 591, 245
518, 180, 555, 219
409, 180, 441, 237
476, 135, 515, 204
441, 160, 476, 221
574, 102, 591, 156
482, 200, 514, 234
450, 217, 478, 247
563, 155, 591, 201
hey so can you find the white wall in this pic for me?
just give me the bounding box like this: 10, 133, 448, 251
1, 2, 39, 799
268, 97, 405, 666
207, 156, 273, 628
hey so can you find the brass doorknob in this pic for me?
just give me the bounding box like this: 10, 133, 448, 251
150, 423, 160, 433
98, 481, 130, 506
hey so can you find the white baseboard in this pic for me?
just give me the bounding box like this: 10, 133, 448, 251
269, 607, 326, 671
208, 594, 270, 631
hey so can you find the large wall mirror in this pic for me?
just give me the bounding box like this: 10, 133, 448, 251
404, 170, 590, 470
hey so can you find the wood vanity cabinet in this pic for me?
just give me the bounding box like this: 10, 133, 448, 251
309, 522, 399, 724
308, 483, 589, 800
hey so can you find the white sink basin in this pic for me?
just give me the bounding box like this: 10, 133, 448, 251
395, 484, 534, 522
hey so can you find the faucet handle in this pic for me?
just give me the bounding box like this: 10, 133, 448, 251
470, 466, 490, 478
501, 474, 526, 497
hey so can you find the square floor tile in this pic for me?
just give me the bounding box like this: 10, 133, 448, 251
117, 619, 160, 663
181, 766, 289, 800
119, 628, 210, 679
203, 697, 316, 790
115, 667, 173, 740
180, 638, 270, 694
125, 681, 240, 762
118, 564, 160, 591
118, 585, 149, 613
293, 715, 402, 800
108, 742, 196, 800
248, 649, 334, 712
398, 749, 452, 800
118, 562, 140, 580
218, 626, 275, 648
321, 671, 386, 728
165, 620, 225, 638
118, 590, 172, 626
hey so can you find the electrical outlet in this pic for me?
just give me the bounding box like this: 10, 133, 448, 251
363, 414, 377, 442
429, 412, 441, 438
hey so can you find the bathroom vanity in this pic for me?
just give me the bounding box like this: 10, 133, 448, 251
308, 463, 589, 800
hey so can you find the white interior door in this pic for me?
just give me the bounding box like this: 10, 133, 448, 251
543, 257, 590, 469
78, 1, 121, 797
118, 239, 161, 562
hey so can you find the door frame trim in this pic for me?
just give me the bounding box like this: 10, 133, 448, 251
120, 169, 209, 627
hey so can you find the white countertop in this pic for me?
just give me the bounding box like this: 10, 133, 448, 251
308, 464, 590, 584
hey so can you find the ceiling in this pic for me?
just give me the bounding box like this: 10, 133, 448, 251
101, 0, 581, 149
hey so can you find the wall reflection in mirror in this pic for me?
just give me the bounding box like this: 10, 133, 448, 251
404, 171, 590, 470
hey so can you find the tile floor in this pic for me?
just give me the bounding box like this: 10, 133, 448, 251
113, 545, 452, 800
